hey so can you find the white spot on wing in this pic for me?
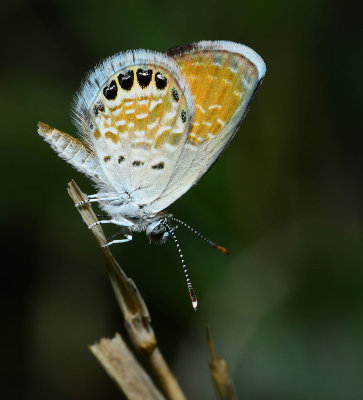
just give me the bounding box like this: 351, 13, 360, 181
156, 126, 171, 136
208, 104, 222, 110
196, 104, 206, 113
147, 120, 160, 130
112, 108, 122, 116
164, 111, 177, 121
136, 113, 148, 120
150, 98, 163, 111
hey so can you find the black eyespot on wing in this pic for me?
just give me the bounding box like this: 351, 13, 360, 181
104, 155, 111, 162
155, 72, 167, 89
132, 160, 144, 166
93, 102, 105, 116
103, 80, 118, 100
152, 162, 165, 170
181, 110, 187, 123
118, 70, 134, 90
172, 87, 179, 102
137, 69, 153, 88
118, 155, 125, 163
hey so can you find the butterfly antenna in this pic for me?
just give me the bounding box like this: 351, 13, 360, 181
165, 222, 198, 310
169, 216, 229, 255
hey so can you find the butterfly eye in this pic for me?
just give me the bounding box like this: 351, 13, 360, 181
146, 222, 169, 243
137, 69, 153, 88
155, 72, 167, 90
118, 70, 134, 90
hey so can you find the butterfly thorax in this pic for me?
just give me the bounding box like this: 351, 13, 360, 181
96, 190, 168, 235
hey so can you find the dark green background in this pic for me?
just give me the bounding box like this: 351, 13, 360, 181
2, 0, 362, 399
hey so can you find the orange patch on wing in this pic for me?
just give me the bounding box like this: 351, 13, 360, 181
169, 132, 183, 146
154, 130, 171, 148
173, 50, 258, 145
91, 65, 190, 154
145, 95, 170, 142
109, 104, 122, 113
105, 131, 120, 144
133, 101, 151, 134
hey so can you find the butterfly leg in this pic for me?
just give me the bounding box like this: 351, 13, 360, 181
75, 196, 120, 207
104, 227, 133, 247
88, 217, 134, 229
104, 234, 132, 247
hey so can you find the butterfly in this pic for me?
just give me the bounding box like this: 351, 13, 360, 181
38, 40, 266, 309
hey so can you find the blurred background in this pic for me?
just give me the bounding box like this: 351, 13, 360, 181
1, 0, 362, 399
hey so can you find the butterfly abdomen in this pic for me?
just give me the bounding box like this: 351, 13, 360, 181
38, 121, 104, 183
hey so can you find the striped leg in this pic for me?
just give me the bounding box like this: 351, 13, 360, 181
103, 234, 132, 247
88, 217, 134, 229
103, 226, 133, 247
75, 196, 120, 208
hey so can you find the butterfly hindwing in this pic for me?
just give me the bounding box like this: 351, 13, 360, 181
73, 50, 195, 205
146, 41, 266, 213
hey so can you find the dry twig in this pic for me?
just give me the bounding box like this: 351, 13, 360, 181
90, 334, 164, 400
67, 180, 186, 400
67, 180, 238, 400
207, 327, 238, 400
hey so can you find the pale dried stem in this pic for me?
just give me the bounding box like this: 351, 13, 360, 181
67, 180, 186, 400
90, 334, 164, 400
207, 327, 238, 400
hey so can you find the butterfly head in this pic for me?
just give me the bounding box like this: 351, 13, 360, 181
146, 216, 170, 244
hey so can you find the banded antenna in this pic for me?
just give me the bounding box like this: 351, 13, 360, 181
165, 222, 198, 310
169, 216, 229, 255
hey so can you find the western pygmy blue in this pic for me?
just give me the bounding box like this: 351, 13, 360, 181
38, 40, 266, 309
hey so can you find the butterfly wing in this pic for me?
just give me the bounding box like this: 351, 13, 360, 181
146, 41, 266, 214
72, 50, 195, 205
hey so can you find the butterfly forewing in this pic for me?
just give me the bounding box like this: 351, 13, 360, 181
170, 42, 264, 145
146, 41, 266, 213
